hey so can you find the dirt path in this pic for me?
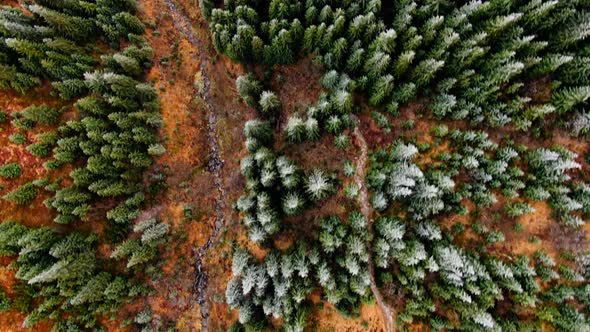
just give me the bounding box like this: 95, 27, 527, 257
351, 123, 396, 332
163, 1, 226, 330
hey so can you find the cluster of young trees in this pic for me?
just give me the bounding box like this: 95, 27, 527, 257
1, 37, 162, 238
442, 131, 590, 227
369, 129, 590, 228
443, 129, 524, 208
227, 212, 371, 331
367, 141, 455, 219
234, 106, 590, 329
209, 0, 304, 65
285, 70, 356, 147
238, 70, 354, 150
0, 220, 166, 329
235, 74, 284, 125
316, 212, 371, 310
45, 39, 162, 230
111, 217, 169, 269
0, 0, 162, 228
226, 244, 314, 331
366, 136, 590, 329
230, 67, 387, 330
0, 0, 143, 94
209, 0, 590, 137
231, 56, 376, 330
374, 213, 589, 330
525, 147, 590, 227
237, 119, 335, 243
0, 0, 167, 329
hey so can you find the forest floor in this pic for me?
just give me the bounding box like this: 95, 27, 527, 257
1, 0, 590, 331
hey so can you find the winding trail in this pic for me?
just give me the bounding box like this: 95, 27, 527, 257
164, 1, 226, 330
351, 123, 396, 332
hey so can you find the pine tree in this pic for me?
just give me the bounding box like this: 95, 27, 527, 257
285, 116, 306, 143
27, 5, 94, 41
8, 133, 26, 145
20, 105, 63, 125
3, 182, 38, 205
282, 192, 304, 215
430, 93, 456, 118
305, 169, 334, 201
244, 120, 273, 145
364, 51, 390, 79
69, 272, 111, 305
305, 117, 320, 140
0, 288, 9, 313
552, 86, 590, 114
334, 133, 349, 149
0, 162, 22, 179
259, 91, 281, 113
412, 59, 445, 88
236, 74, 262, 108
369, 74, 394, 106
346, 48, 365, 72
27, 141, 52, 157
393, 50, 415, 78
0, 221, 28, 256
147, 143, 166, 156
225, 277, 243, 309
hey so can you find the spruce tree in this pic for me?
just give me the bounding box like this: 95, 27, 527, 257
3, 182, 38, 205
0, 162, 22, 179
259, 90, 281, 113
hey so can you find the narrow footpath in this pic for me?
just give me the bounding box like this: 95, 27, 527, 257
351, 123, 396, 332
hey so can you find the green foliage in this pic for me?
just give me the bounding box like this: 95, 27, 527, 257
227, 210, 370, 329
199, 0, 214, 20
0, 162, 22, 179
343, 160, 355, 178
19, 105, 63, 125
334, 133, 350, 149
505, 201, 536, 218
3, 182, 38, 205
26, 142, 52, 157
305, 169, 335, 202
259, 91, 281, 113
236, 74, 262, 108
111, 218, 169, 268
0, 222, 154, 330
0, 288, 10, 313
8, 132, 26, 145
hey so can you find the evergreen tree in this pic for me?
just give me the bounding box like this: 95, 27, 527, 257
27, 5, 94, 42
19, 105, 63, 125
259, 90, 281, 113
236, 74, 262, 108
305, 169, 334, 201
3, 182, 38, 205
0, 162, 22, 179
